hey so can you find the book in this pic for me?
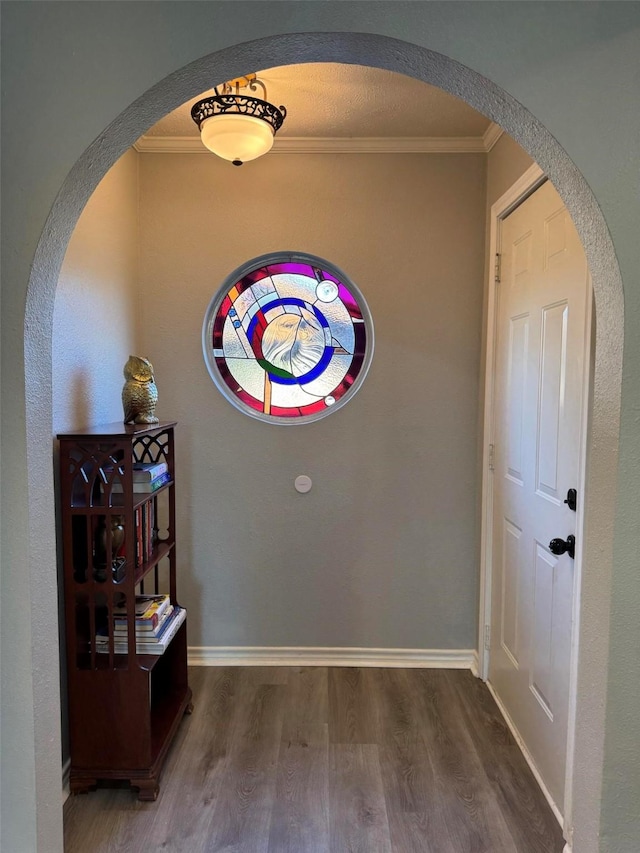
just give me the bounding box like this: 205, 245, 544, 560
97, 607, 186, 655
140, 500, 156, 563
113, 605, 174, 637
100, 604, 179, 643
141, 502, 149, 563
132, 461, 169, 482
146, 501, 155, 560
111, 471, 171, 494
135, 506, 143, 566
113, 594, 171, 627
101, 461, 168, 482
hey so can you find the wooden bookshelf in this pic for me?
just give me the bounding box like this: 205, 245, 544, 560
58, 421, 192, 800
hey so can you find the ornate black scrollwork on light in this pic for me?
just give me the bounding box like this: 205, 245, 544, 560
191, 73, 286, 138
191, 94, 286, 134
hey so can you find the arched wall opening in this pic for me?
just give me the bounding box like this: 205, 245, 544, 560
25, 33, 623, 851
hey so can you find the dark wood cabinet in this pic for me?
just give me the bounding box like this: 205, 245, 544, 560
58, 421, 191, 801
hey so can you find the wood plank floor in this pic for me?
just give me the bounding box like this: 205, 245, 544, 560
64, 667, 565, 852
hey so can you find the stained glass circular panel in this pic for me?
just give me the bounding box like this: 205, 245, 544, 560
202, 253, 374, 423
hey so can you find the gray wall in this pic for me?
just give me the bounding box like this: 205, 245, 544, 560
138, 152, 486, 650
52, 148, 141, 761
53, 149, 140, 434
2, 4, 639, 852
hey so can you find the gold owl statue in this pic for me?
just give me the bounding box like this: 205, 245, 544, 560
122, 355, 159, 424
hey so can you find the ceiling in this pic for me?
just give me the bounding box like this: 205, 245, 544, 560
142, 63, 492, 141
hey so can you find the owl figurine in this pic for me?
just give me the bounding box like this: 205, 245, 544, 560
122, 355, 159, 424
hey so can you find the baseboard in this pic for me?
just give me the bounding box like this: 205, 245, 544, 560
62, 757, 70, 804
486, 680, 564, 828
188, 646, 479, 673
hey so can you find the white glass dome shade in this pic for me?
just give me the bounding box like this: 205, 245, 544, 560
199, 113, 275, 164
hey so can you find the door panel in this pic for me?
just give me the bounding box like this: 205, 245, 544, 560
489, 179, 589, 814
506, 314, 529, 483
531, 542, 557, 719
537, 302, 568, 501
501, 519, 521, 666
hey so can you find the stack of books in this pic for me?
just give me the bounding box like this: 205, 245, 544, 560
96, 594, 186, 655
112, 461, 171, 493
135, 501, 155, 567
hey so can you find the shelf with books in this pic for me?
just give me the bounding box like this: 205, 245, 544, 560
57, 420, 191, 801
65, 509, 173, 587
67, 478, 173, 512
97, 600, 186, 655
113, 471, 172, 494
133, 539, 174, 587
115, 592, 173, 628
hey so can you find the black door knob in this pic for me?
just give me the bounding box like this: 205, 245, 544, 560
549, 534, 575, 559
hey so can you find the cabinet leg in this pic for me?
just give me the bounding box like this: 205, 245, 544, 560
133, 778, 159, 801
69, 776, 97, 795
184, 701, 194, 715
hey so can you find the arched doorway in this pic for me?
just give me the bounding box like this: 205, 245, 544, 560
23, 33, 623, 852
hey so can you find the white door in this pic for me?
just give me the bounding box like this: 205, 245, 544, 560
489, 179, 590, 814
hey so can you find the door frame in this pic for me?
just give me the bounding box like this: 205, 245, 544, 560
478, 163, 593, 848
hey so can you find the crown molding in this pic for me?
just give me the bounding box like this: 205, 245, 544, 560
483, 121, 504, 151
134, 129, 503, 155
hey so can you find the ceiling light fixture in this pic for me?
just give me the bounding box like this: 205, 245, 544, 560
191, 74, 287, 166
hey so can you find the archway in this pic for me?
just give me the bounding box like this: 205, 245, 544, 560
25, 33, 623, 851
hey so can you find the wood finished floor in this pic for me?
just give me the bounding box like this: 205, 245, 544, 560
64, 667, 565, 852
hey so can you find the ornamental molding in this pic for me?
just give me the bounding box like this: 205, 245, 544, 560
482, 121, 504, 151
134, 123, 504, 155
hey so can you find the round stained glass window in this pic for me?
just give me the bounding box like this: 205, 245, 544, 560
202, 252, 374, 424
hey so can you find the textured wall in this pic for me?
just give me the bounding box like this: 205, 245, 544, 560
53, 149, 140, 434
2, 5, 639, 852
52, 148, 140, 763
486, 134, 534, 208
138, 152, 486, 650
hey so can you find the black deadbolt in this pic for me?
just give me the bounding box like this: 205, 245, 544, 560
549, 534, 575, 559
564, 488, 577, 512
